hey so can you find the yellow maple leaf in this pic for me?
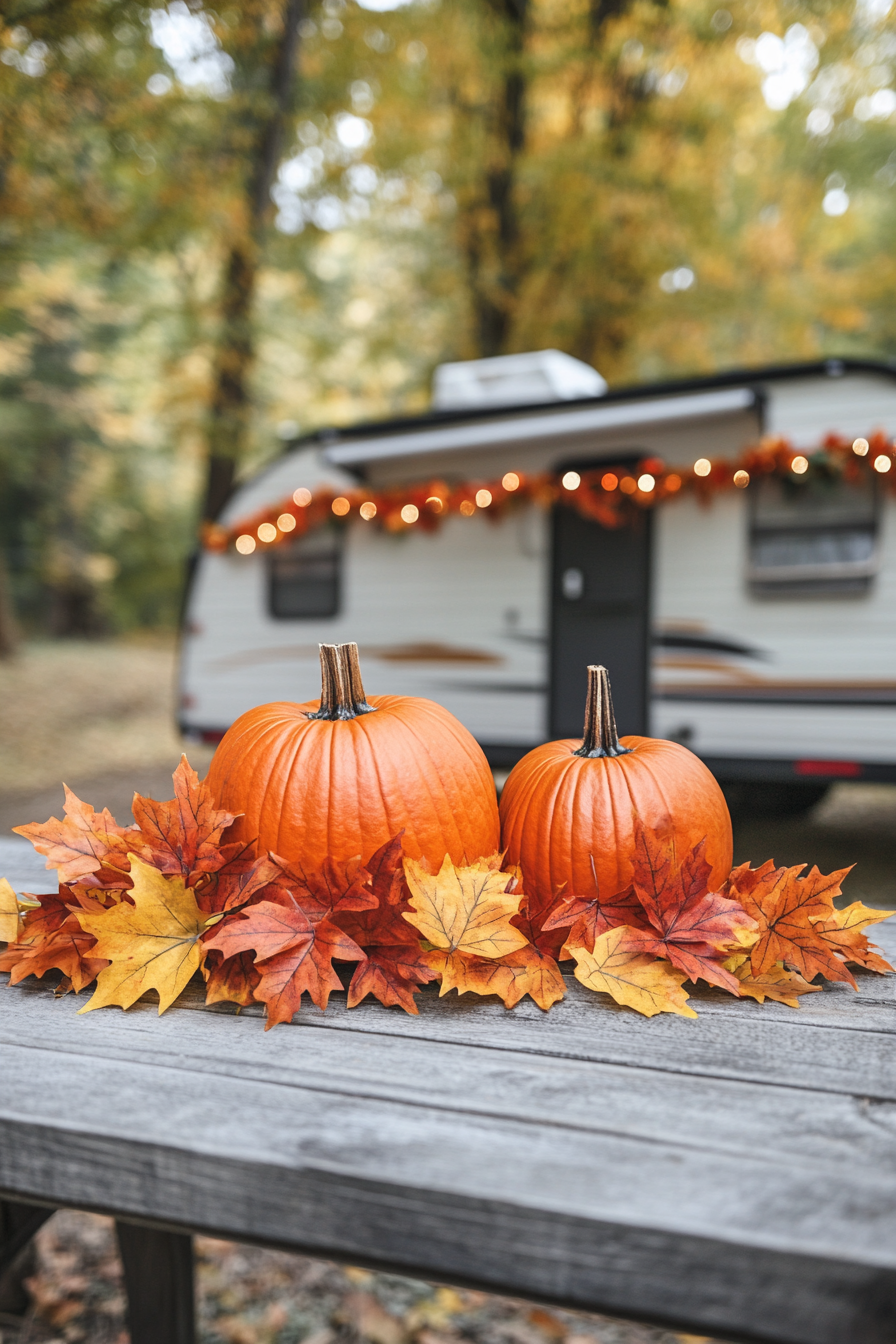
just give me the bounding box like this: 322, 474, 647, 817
570, 925, 697, 1019
810, 901, 896, 935
402, 854, 529, 959
0, 878, 20, 944
723, 952, 821, 1007
76, 857, 211, 1014
425, 944, 565, 1011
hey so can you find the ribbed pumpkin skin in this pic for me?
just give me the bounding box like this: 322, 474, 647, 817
206, 694, 500, 873
499, 735, 733, 910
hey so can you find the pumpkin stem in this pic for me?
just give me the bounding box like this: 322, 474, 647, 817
574, 665, 632, 759
307, 642, 377, 720
337, 642, 376, 716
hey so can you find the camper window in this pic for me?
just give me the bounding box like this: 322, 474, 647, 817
747, 475, 879, 598
268, 530, 342, 619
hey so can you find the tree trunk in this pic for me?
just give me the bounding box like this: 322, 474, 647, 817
0, 546, 20, 658
202, 0, 304, 522
464, 0, 530, 358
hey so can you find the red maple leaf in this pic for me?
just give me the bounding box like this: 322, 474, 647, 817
541, 856, 651, 955
132, 755, 237, 878
204, 859, 370, 1025
621, 819, 758, 994
334, 835, 438, 1015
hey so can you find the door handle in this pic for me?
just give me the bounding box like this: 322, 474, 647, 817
561, 567, 584, 600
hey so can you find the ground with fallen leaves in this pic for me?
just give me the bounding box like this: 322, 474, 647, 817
0, 1209, 728, 1344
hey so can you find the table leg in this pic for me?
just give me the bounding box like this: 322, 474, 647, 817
0, 1198, 55, 1316
116, 1220, 196, 1344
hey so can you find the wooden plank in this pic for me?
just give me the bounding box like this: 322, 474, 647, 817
3, 992, 896, 1342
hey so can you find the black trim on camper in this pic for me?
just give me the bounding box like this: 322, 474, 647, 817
276, 356, 896, 454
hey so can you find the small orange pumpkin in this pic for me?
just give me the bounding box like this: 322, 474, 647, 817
206, 642, 500, 875
500, 664, 733, 925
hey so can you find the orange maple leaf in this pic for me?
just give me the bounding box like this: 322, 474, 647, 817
334, 836, 438, 1015
5, 892, 110, 993
722, 953, 821, 1008
620, 820, 758, 994
541, 872, 650, 956
425, 942, 565, 1011
727, 859, 857, 986
204, 949, 261, 1008
132, 756, 238, 878
14, 788, 135, 887
810, 901, 896, 974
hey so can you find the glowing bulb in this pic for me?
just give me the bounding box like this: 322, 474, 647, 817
360, 501, 377, 520
693, 458, 711, 477
619, 476, 637, 494
235, 534, 256, 554
257, 522, 278, 543
665, 474, 682, 492
426, 495, 444, 512
400, 503, 419, 523
637, 473, 655, 492
561, 471, 581, 491
791, 455, 809, 475
853, 438, 869, 457
277, 513, 297, 532
874, 454, 892, 473
475, 488, 492, 508
460, 500, 476, 516
332, 497, 351, 516
733, 470, 750, 488
293, 487, 312, 507
502, 472, 520, 491
601, 472, 618, 491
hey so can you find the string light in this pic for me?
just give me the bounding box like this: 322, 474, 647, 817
220, 433, 896, 555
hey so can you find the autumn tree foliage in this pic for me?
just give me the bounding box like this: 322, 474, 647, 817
4, 0, 896, 637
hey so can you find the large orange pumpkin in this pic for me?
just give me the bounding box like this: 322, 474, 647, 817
500, 664, 732, 925
207, 642, 499, 874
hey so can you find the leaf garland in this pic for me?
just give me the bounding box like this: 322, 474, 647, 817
1, 758, 894, 1024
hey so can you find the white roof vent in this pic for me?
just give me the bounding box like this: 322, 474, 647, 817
432, 349, 607, 411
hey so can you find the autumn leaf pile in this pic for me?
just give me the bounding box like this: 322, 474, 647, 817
1, 757, 893, 1024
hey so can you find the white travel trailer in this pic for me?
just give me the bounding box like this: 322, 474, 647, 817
180, 353, 896, 812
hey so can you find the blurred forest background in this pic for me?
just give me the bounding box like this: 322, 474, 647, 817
2, 0, 896, 640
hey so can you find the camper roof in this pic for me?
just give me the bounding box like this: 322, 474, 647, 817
284, 356, 896, 462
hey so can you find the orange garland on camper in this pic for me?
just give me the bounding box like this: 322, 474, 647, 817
203, 432, 896, 555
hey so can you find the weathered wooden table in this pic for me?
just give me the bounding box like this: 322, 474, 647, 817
3, 836, 896, 1344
